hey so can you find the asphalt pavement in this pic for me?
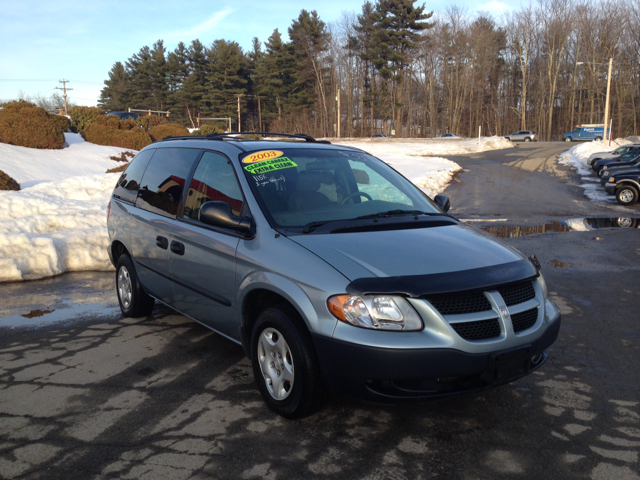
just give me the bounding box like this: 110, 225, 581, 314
1, 142, 639, 480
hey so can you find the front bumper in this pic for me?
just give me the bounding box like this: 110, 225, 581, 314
312, 313, 561, 402
605, 183, 616, 195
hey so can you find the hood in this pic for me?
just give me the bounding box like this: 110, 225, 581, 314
289, 223, 524, 281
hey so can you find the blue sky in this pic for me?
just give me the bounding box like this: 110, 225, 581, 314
0, 0, 513, 107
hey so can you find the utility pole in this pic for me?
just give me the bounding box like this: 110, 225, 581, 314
336, 88, 341, 138
257, 97, 262, 132
603, 57, 613, 144
55, 80, 73, 115
236, 94, 244, 132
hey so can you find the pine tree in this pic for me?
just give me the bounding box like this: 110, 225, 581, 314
98, 62, 129, 111
204, 40, 249, 125
181, 40, 208, 124
166, 42, 190, 118
370, 0, 433, 135
288, 10, 330, 133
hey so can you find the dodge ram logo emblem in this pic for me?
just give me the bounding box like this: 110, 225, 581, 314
499, 306, 510, 320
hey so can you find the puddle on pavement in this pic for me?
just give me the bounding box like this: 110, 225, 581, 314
481, 217, 640, 238
0, 302, 120, 328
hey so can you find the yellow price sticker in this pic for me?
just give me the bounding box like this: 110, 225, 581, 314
242, 150, 284, 164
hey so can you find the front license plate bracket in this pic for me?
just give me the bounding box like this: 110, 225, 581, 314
481, 345, 533, 384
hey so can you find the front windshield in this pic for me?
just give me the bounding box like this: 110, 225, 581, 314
239, 148, 442, 230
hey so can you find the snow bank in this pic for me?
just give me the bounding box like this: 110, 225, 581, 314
0, 133, 131, 189
0, 174, 117, 282
1, 134, 530, 282
336, 136, 513, 157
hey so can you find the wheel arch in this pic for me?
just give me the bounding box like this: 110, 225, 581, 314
615, 180, 640, 191
239, 274, 327, 359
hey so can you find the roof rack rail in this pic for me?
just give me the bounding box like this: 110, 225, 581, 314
157, 132, 331, 144
207, 132, 331, 144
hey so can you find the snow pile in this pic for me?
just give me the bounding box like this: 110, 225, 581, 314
0, 133, 536, 282
0, 174, 118, 282
558, 139, 632, 176
337, 136, 513, 157
0, 133, 131, 189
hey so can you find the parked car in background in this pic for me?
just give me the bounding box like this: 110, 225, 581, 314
587, 144, 640, 166
107, 111, 139, 121
592, 151, 640, 174
107, 132, 560, 418
436, 133, 460, 139
563, 124, 609, 142
371, 134, 387, 138
505, 130, 537, 142
603, 170, 640, 205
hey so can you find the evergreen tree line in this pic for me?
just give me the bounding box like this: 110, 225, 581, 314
99, 0, 640, 140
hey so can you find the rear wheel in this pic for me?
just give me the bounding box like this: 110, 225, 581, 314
525, 137, 531, 142
595, 136, 602, 141
251, 306, 325, 418
116, 254, 155, 317
564, 137, 572, 142
615, 186, 639, 206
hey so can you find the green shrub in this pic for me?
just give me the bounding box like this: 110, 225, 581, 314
82, 116, 152, 150
191, 124, 225, 136
137, 115, 166, 132
106, 163, 129, 174
0, 101, 65, 149
51, 114, 71, 133
69, 106, 104, 133
149, 123, 190, 141
0, 170, 20, 191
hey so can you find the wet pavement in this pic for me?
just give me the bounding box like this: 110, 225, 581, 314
1, 143, 639, 479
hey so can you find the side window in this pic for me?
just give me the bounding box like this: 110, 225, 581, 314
137, 148, 202, 217
183, 151, 244, 221
113, 149, 155, 203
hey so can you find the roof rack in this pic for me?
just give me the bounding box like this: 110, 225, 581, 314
158, 132, 331, 144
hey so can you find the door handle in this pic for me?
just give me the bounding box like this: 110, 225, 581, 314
170, 241, 185, 255
156, 236, 168, 249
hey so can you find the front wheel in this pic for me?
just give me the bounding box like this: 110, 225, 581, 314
251, 306, 325, 418
564, 137, 572, 142
616, 186, 639, 206
116, 254, 155, 317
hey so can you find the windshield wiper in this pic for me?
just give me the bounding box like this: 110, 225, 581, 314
355, 210, 442, 220
302, 220, 340, 233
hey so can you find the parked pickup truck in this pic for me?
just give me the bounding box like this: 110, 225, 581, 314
563, 124, 609, 142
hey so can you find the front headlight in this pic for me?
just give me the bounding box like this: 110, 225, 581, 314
609, 177, 615, 183
328, 295, 423, 331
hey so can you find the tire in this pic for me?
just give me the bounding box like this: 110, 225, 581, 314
525, 137, 531, 142
251, 306, 325, 418
564, 137, 572, 142
116, 254, 155, 317
615, 185, 639, 206
595, 136, 602, 141
505, 137, 510, 141
615, 217, 637, 228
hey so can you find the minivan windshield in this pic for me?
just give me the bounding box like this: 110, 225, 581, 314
239, 148, 443, 230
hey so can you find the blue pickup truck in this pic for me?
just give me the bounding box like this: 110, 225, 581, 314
563, 124, 609, 142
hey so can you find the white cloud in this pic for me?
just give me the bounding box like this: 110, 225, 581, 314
166, 9, 234, 40
477, 1, 512, 14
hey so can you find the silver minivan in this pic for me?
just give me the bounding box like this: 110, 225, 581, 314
107, 133, 561, 418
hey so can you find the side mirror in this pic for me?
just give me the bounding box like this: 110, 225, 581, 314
434, 194, 450, 212
199, 201, 254, 237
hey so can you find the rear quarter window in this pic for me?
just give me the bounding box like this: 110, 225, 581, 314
113, 149, 155, 203
136, 147, 202, 217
